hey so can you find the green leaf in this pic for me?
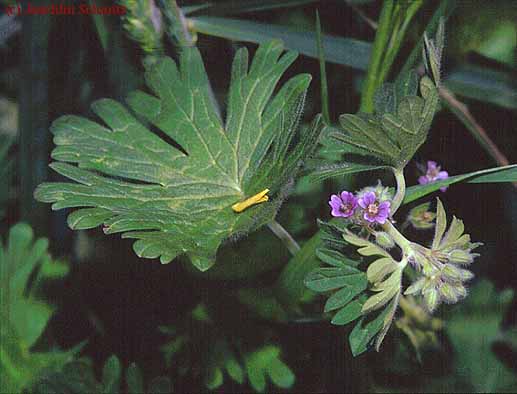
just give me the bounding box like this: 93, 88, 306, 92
432, 198, 447, 250
404, 164, 517, 204
307, 162, 387, 183
186, 0, 319, 16
315, 11, 330, 124
324, 278, 367, 312
225, 357, 244, 384
445, 64, 517, 110
331, 299, 364, 326
102, 355, 121, 394
361, 270, 401, 314
1, 223, 67, 348
374, 292, 400, 351
349, 305, 392, 357
266, 358, 295, 389
326, 75, 439, 169
206, 367, 224, 390
315, 248, 360, 268
190, 16, 372, 71
126, 363, 144, 394
275, 230, 324, 308
244, 345, 294, 392
190, 8, 517, 110
305, 269, 366, 292
147, 376, 173, 393
446, 280, 516, 392
366, 257, 398, 284
35, 40, 322, 271
342, 230, 391, 258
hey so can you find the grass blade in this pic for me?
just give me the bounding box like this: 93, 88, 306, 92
315, 11, 330, 123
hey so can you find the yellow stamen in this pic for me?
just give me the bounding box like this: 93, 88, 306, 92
232, 188, 270, 213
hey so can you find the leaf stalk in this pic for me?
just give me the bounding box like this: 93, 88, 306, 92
268, 220, 301, 256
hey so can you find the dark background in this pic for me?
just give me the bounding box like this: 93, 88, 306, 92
2, 0, 517, 392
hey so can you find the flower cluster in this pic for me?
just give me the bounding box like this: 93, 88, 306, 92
329, 187, 391, 225
418, 161, 449, 192
404, 203, 480, 312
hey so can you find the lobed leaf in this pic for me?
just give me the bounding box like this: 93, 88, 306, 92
324, 278, 367, 313
304, 269, 365, 292
331, 299, 364, 326
35, 40, 322, 271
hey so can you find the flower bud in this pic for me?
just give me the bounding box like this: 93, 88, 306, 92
448, 249, 474, 265
441, 264, 474, 282
438, 283, 458, 303
405, 278, 426, 295
423, 288, 439, 312
408, 203, 436, 230
375, 231, 395, 249
453, 284, 467, 299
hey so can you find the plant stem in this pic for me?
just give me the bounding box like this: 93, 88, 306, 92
377, 0, 424, 85
382, 220, 411, 252
315, 11, 330, 124
359, 0, 394, 113
390, 167, 406, 215
439, 86, 516, 190
268, 220, 301, 256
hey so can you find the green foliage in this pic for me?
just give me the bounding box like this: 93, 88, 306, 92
202, 340, 295, 392
404, 164, 517, 204
159, 303, 294, 393
0, 223, 75, 394
325, 74, 439, 170
35, 40, 322, 271
30, 355, 173, 394
439, 280, 516, 392
244, 345, 295, 392
183, 0, 320, 16
190, 15, 372, 71
304, 221, 402, 356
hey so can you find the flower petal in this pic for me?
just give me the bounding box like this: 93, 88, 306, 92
437, 171, 449, 180
358, 191, 375, 208
331, 208, 345, 217
427, 161, 438, 171
377, 201, 391, 216
363, 212, 375, 222
418, 175, 429, 185
329, 195, 342, 210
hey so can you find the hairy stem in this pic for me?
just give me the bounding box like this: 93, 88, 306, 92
268, 220, 301, 256
382, 220, 411, 252
390, 167, 406, 215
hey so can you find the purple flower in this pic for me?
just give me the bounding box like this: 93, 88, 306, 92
358, 192, 390, 224
329, 191, 357, 218
418, 161, 449, 192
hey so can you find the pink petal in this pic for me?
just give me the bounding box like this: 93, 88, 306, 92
363, 212, 375, 222
437, 171, 449, 180
359, 192, 376, 208
378, 201, 391, 215
418, 175, 429, 185
331, 208, 345, 217
427, 161, 438, 171
376, 215, 387, 224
